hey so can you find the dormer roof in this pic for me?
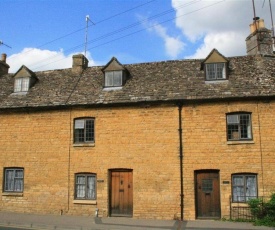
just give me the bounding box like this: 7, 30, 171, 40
102, 57, 126, 72
13, 65, 38, 80
202, 49, 228, 64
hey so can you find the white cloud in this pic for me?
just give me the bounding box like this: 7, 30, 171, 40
138, 14, 185, 58
171, 0, 272, 57
7, 48, 96, 73
153, 24, 185, 58
186, 31, 246, 59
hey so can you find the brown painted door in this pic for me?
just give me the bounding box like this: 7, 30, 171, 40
195, 170, 221, 219
110, 170, 133, 216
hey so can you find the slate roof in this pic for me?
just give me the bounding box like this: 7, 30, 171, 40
0, 54, 275, 110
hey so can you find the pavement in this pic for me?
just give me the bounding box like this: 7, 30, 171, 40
0, 212, 274, 230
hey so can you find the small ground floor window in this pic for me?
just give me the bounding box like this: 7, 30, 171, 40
75, 173, 96, 200
4, 168, 24, 192
232, 174, 257, 202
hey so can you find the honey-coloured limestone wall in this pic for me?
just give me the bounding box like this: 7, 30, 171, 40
0, 104, 182, 220
182, 101, 275, 220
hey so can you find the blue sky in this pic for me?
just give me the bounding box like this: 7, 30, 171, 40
0, 0, 273, 73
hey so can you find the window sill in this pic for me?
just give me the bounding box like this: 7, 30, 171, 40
103, 86, 122, 91
73, 143, 95, 147
205, 80, 228, 84
227, 140, 254, 145
2, 192, 23, 197
10, 92, 28, 96
73, 200, 97, 205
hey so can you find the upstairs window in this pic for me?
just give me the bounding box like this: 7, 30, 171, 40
232, 174, 257, 202
74, 118, 95, 143
14, 78, 29, 92
105, 71, 123, 87
205, 63, 226, 80
4, 168, 24, 192
227, 113, 252, 141
75, 173, 96, 200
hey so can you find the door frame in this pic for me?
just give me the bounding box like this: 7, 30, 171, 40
194, 169, 221, 219
108, 168, 133, 217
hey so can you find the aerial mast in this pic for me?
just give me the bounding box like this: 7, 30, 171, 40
84, 15, 95, 57
0, 40, 12, 49
268, 0, 275, 50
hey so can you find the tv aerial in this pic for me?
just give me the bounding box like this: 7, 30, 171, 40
0, 40, 12, 49
84, 15, 95, 57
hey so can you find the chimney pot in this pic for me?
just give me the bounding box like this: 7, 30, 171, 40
1, 53, 7, 63
72, 54, 89, 73
249, 19, 265, 33
0, 53, 9, 75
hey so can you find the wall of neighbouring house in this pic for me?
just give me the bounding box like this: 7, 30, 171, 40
0, 104, 181, 220
182, 100, 275, 220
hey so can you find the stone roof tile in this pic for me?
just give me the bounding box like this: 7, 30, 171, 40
0, 54, 274, 109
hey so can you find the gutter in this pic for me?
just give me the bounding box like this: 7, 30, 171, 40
177, 103, 184, 221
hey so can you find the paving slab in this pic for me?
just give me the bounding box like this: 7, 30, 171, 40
0, 212, 274, 230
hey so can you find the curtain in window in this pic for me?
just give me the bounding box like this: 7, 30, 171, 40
5, 170, 14, 191
14, 170, 23, 191
14, 79, 22, 92
105, 72, 113, 86
22, 78, 29, 91
246, 176, 256, 200
87, 176, 95, 199
113, 71, 122, 86
206, 64, 215, 80
246, 119, 252, 139
233, 176, 245, 202
76, 176, 85, 198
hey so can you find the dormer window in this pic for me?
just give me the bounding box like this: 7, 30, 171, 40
202, 49, 228, 82
102, 57, 128, 88
14, 77, 30, 92
105, 71, 124, 87
12, 65, 37, 94
205, 63, 226, 80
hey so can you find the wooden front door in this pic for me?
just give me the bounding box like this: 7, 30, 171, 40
110, 170, 133, 217
195, 170, 221, 219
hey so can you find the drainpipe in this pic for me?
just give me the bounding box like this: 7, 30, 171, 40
178, 103, 184, 221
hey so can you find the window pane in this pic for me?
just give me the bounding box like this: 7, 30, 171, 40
22, 78, 29, 91
87, 176, 96, 199
233, 186, 245, 202
14, 78, 22, 92
246, 176, 257, 200
85, 120, 94, 142
5, 170, 14, 191
113, 71, 122, 86
105, 72, 113, 86
202, 179, 213, 193
74, 129, 84, 142
227, 124, 239, 140
227, 115, 239, 124
14, 178, 23, 192
206, 64, 216, 80
76, 185, 85, 198
233, 176, 245, 201
240, 114, 251, 139
216, 63, 225, 79
233, 176, 244, 186
75, 120, 85, 129
77, 176, 85, 184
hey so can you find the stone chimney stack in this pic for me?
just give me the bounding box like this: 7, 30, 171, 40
72, 54, 89, 73
246, 19, 273, 55
0, 53, 10, 75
